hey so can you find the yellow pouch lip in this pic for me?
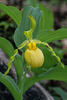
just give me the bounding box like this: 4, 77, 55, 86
24, 48, 44, 68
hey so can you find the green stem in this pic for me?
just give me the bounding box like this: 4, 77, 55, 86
21, 68, 28, 95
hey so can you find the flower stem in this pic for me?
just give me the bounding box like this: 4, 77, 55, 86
21, 68, 28, 95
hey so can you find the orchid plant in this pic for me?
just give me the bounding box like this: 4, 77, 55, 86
0, 4, 67, 100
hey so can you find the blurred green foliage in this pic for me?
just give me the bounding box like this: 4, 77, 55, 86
0, 11, 16, 41
26, 0, 38, 5
26, 0, 67, 6
48, 0, 67, 5
49, 87, 67, 100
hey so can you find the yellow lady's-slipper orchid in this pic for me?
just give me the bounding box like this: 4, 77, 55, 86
3, 13, 64, 77
25, 42, 44, 68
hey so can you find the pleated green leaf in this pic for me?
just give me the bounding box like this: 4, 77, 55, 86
14, 6, 42, 47
37, 28, 67, 43
0, 37, 23, 85
39, 3, 54, 30
0, 37, 14, 56
0, 4, 22, 26
24, 65, 67, 94
0, 72, 21, 100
